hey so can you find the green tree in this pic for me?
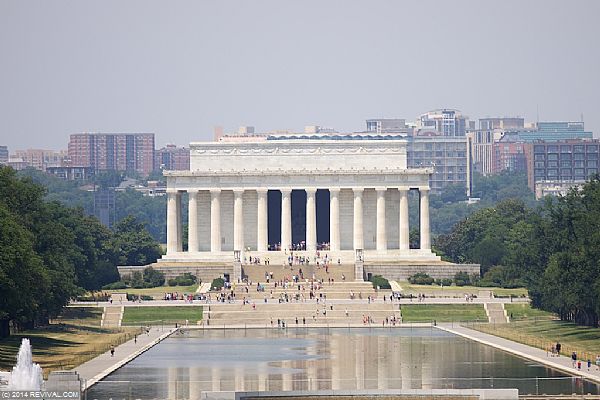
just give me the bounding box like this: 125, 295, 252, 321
111, 216, 163, 266
0, 204, 49, 337
143, 266, 165, 287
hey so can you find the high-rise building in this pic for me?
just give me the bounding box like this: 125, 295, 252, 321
468, 117, 526, 175
406, 136, 471, 195
13, 149, 67, 171
0, 146, 8, 164
155, 145, 190, 171
418, 109, 469, 136
493, 140, 530, 175
526, 139, 599, 190
68, 133, 155, 176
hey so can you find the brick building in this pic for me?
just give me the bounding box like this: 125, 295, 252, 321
68, 133, 155, 176
526, 139, 600, 190
155, 144, 190, 171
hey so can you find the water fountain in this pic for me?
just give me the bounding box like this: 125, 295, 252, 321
2, 338, 44, 390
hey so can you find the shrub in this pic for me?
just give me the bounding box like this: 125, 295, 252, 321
454, 271, 471, 286
435, 278, 453, 286
143, 266, 165, 287
408, 273, 434, 285
211, 277, 225, 291
369, 275, 391, 289
101, 281, 127, 290
168, 273, 198, 287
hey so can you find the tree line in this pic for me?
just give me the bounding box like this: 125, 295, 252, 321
435, 175, 600, 327
0, 166, 162, 337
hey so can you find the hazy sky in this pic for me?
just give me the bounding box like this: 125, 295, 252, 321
1, 0, 599, 150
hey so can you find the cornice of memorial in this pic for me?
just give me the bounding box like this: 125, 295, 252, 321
164, 167, 433, 177
189, 141, 407, 156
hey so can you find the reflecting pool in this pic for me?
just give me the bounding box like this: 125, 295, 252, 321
87, 327, 600, 399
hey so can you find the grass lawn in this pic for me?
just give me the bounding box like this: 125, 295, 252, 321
401, 304, 487, 322
473, 319, 600, 362
505, 303, 556, 321
0, 307, 138, 377
121, 306, 203, 325
398, 281, 528, 297
104, 284, 199, 299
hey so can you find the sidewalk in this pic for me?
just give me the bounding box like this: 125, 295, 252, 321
73, 326, 176, 390
438, 324, 600, 384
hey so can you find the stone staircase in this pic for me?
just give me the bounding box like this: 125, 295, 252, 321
241, 263, 356, 283
205, 281, 398, 326
101, 306, 123, 328
205, 301, 400, 327
225, 280, 390, 301
485, 302, 509, 324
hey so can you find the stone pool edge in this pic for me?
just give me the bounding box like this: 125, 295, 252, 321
81, 328, 178, 391
437, 324, 600, 385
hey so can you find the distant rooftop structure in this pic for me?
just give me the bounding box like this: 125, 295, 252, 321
499, 121, 592, 143
478, 117, 525, 130
418, 109, 469, 137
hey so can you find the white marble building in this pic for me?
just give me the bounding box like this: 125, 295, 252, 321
152, 135, 479, 281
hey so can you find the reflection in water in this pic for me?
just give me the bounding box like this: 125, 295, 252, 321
88, 328, 600, 399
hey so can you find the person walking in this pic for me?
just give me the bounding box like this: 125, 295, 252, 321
110, 346, 115, 357
572, 351, 577, 368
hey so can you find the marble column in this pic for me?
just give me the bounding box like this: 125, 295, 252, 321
188, 190, 199, 253
353, 188, 364, 250
306, 188, 317, 252
420, 188, 431, 251
329, 188, 340, 251
376, 188, 387, 251
399, 189, 409, 251
257, 189, 268, 252
281, 189, 292, 251
166, 190, 179, 254
210, 189, 221, 252
233, 189, 244, 251
176, 192, 183, 252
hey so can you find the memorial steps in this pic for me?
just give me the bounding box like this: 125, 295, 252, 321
204, 301, 400, 327
241, 262, 356, 282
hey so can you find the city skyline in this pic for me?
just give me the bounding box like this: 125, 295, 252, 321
1, 0, 599, 149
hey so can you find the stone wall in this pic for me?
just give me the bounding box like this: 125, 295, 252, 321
119, 262, 480, 283
365, 263, 480, 281
118, 264, 234, 282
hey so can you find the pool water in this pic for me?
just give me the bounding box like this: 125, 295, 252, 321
87, 327, 600, 399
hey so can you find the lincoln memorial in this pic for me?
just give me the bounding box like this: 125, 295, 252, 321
148, 133, 479, 281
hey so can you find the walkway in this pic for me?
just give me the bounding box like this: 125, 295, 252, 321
73, 326, 176, 390
438, 324, 600, 384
